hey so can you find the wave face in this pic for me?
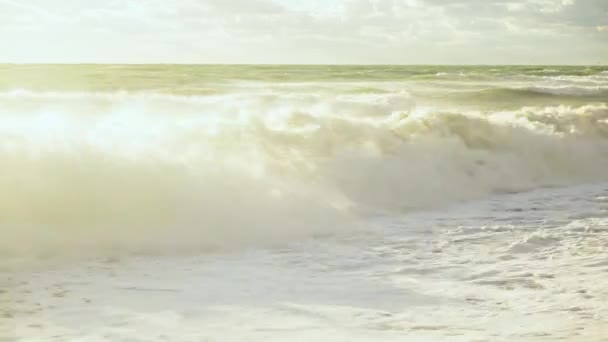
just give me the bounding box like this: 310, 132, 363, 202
1, 65, 608, 257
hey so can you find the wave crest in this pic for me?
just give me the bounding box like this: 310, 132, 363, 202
1, 91, 608, 257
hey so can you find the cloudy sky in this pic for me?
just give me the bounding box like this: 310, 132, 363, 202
1, 0, 606, 64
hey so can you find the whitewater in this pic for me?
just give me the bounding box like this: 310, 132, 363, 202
1, 65, 607, 341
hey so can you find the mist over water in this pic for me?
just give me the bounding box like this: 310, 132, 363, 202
1, 65, 608, 257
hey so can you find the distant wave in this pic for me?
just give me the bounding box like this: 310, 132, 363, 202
1, 90, 608, 258
518, 85, 608, 96
507, 73, 608, 86
460, 86, 608, 99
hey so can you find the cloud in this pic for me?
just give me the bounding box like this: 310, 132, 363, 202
0, 0, 606, 64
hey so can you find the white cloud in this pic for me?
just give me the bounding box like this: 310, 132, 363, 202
0, 0, 606, 64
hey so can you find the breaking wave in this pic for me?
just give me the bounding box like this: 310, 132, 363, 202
1, 90, 608, 257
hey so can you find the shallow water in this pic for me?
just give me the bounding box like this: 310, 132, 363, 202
3, 182, 608, 341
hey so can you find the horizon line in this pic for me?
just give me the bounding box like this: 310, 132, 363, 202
1, 62, 607, 67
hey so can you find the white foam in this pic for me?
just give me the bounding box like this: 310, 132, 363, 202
1, 91, 608, 257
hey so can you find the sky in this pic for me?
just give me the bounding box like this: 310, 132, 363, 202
0, 0, 607, 64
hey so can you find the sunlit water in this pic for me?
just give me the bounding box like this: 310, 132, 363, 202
1, 65, 608, 341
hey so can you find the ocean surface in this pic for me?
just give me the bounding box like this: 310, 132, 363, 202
1, 65, 608, 341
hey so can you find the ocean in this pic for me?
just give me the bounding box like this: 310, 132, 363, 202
1, 64, 608, 341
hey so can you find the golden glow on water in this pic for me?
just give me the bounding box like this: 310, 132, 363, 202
0, 66, 607, 256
